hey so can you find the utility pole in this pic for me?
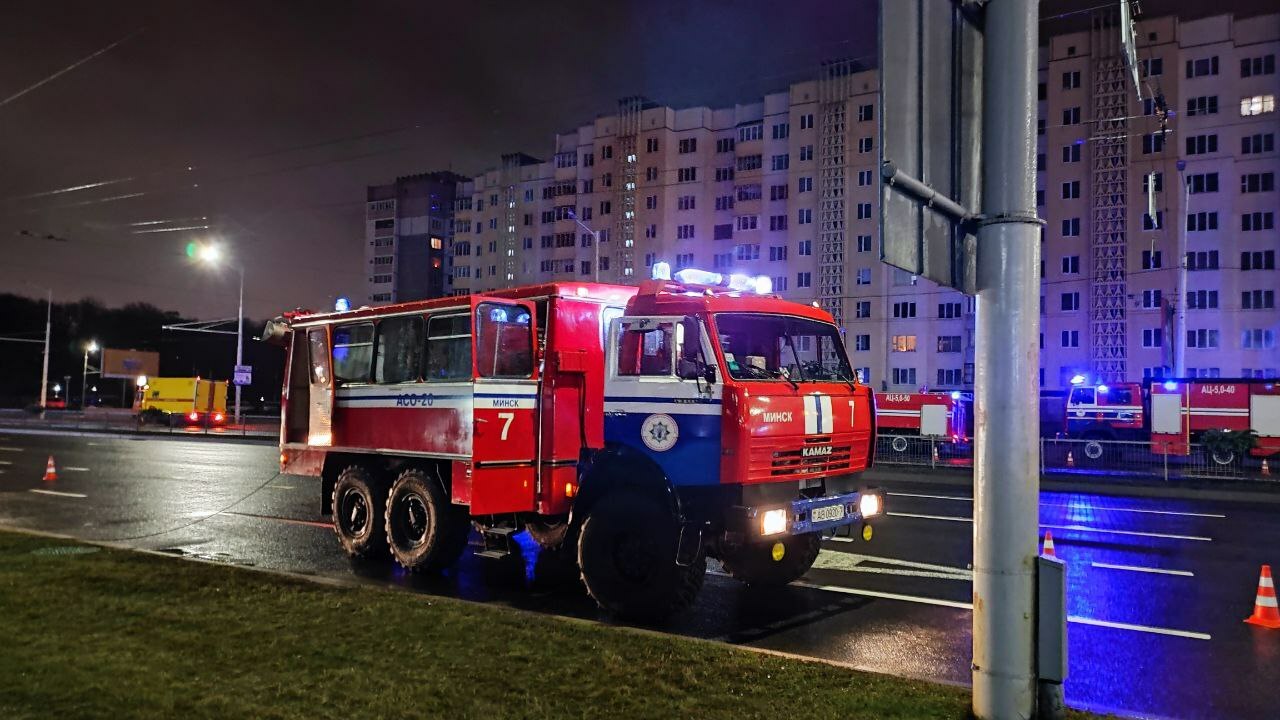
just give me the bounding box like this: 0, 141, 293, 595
235, 264, 244, 425
971, 1, 1042, 718
39, 290, 51, 410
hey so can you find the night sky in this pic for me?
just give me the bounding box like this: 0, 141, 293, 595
0, 1, 1265, 320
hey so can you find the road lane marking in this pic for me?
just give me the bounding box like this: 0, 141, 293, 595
1040, 523, 1211, 543
784, 578, 1213, 640
891, 494, 1226, 519
220, 510, 331, 529
1043, 503, 1225, 519
29, 489, 87, 498
1091, 562, 1194, 577
882, 514, 1213, 542
0, 447, 23, 452
887, 511, 974, 523
887, 492, 972, 502
62, 466, 91, 472
1067, 616, 1210, 641
0, 460, 12, 465
266, 484, 296, 490
819, 547, 972, 575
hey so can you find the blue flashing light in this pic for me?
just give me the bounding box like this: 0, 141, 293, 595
334, 296, 351, 313
651, 261, 671, 281
1163, 380, 1178, 391
1097, 384, 1110, 394
1070, 374, 1087, 385
727, 273, 754, 292
489, 307, 508, 322
950, 391, 961, 400
754, 275, 773, 294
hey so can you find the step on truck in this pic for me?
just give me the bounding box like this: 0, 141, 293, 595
265, 267, 883, 619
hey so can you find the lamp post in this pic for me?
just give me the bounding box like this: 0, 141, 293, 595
197, 244, 245, 425
81, 340, 98, 410
1175, 159, 1189, 378
39, 290, 51, 410
566, 210, 600, 282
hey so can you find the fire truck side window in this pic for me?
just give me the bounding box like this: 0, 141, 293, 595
307, 328, 329, 385
425, 314, 471, 381
618, 323, 675, 377
332, 322, 374, 384
1070, 388, 1095, 405
476, 303, 533, 378
374, 316, 423, 384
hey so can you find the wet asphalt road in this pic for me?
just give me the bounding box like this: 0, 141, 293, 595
2, 432, 1278, 719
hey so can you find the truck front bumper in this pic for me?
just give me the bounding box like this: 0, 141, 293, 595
728, 488, 885, 540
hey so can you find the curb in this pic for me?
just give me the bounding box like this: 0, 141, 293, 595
0, 426, 276, 445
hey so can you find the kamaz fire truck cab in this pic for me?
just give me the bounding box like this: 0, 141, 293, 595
268, 266, 881, 619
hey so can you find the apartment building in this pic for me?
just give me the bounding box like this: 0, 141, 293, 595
364, 172, 466, 305
389, 10, 1277, 391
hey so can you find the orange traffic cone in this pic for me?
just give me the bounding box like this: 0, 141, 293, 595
1066, 451, 1075, 468
932, 444, 940, 463
1244, 565, 1280, 629
1042, 531, 1056, 558
1262, 459, 1271, 477
42, 456, 57, 482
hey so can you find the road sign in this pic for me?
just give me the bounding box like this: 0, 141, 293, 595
879, 0, 983, 294
233, 364, 252, 386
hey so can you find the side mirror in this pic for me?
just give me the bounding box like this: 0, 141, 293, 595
703, 365, 717, 385
677, 357, 700, 380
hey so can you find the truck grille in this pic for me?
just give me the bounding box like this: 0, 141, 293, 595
749, 434, 855, 481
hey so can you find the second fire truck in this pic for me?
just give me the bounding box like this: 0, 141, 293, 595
1066, 378, 1280, 464
267, 267, 883, 619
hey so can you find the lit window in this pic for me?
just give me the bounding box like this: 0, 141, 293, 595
1240, 95, 1276, 116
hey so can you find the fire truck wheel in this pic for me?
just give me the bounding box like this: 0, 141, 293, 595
720, 532, 822, 587
1208, 448, 1236, 466
384, 468, 470, 572
576, 489, 704, 621
331, 465, 387, 558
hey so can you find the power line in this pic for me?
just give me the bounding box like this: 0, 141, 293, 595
0, 28, 145, 110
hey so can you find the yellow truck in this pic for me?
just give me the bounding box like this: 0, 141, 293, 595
138, 377, 229, 426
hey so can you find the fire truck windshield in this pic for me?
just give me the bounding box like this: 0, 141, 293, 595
713, 313, 854, 384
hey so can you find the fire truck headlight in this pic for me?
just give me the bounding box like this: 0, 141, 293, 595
859, 493, 883, 518
760, 508, 788, 536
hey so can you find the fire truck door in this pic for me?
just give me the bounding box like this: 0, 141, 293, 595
470, 300, 539, 515
603, 315, 723, 487
304, 327, 334, 445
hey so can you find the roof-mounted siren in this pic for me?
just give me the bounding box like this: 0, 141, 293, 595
669, 267, 774, 295
1119, 0, 1143, 103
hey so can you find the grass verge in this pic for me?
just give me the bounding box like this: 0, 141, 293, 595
0, 530, 1099, 719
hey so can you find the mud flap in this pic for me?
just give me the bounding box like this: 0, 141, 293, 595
675, 522, 705, 567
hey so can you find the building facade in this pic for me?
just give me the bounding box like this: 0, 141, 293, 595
390, 11, 1277, 391
364, 171, 466, 305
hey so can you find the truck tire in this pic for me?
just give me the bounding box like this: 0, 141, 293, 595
384, 468, 470, 572
331, 465, 387, 558
721, 532, 822, 587
577, 489, 704, 621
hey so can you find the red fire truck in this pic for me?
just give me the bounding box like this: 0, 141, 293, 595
874, 392, 970, 453
266, 270, 882, 619
1066, 379, 1280, 464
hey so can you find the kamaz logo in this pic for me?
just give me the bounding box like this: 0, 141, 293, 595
802, 445, 833, 457
762, 411, 793, 423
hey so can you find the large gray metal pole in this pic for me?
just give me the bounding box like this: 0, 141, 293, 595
972, 1, 1042, 718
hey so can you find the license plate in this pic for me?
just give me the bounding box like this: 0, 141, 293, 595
811, 504, 845, 523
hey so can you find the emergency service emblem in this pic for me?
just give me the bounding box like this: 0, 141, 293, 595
640, 413, 679, 452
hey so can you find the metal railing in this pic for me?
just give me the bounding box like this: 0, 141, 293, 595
0, 408, 278, 439
874, 433, 1277, 484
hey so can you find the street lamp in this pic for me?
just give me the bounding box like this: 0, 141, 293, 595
81, 340, 99, 410
565, 210, 600, 282
196, 243, 245, 425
